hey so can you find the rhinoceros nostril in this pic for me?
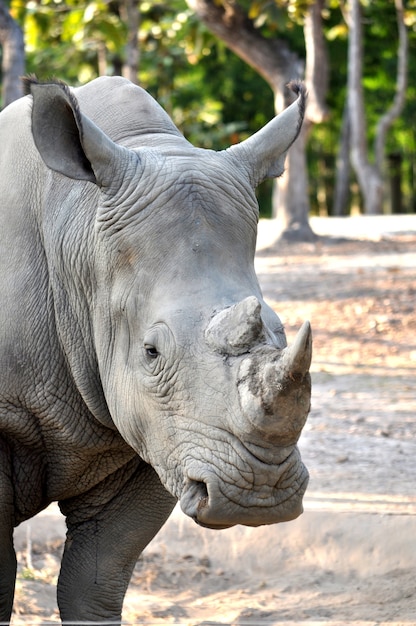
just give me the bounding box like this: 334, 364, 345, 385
195, 481, 209, 512
180, 479, 209, 523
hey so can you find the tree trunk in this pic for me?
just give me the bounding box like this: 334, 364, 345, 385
347, 0, 383, 214
271, 0, 327, 240
0, 1, 25, 108
304, 0, 329, 124
273, 121, 316, 241
119, 0, 140, 84
333, 101, 351, 216
347, 0, 407, 215
388, 152, 403, 214
186, 0, 324, 242
374, 0, 408, 173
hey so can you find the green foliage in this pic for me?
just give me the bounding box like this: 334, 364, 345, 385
326, 0, 415, 214
6, 0, 416, 215
11, 0, 128, 82
20, 567, 36, 581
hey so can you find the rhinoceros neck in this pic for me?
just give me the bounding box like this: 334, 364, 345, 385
0, 99, 111, 431
0, 102, 117, 499
40, 178, 117, 428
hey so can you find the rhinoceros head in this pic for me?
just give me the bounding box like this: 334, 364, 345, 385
28, 76, 310, 529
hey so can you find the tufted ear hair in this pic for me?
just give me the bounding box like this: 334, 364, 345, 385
25, 77, 132, 188
226, 81, 306, 188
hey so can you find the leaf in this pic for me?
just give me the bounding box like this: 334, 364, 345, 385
248, 1, 265, 20
326, 23, 348, 41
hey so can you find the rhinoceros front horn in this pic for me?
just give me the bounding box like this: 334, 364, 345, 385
273, 320, 312, 381
237, 321, 312, 444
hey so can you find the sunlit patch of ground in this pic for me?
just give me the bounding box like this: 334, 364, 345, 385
12, 216, 416, 625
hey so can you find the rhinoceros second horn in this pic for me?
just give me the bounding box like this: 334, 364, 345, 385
205, 296, 266, 356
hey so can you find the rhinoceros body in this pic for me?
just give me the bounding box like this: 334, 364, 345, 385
0, 76, 311, 623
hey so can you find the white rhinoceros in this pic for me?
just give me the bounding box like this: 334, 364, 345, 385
0, 76, 311, 623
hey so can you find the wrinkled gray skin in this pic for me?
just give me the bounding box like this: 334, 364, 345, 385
0, 76, 312, 624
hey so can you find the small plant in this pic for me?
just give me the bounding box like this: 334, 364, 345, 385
19, 567, 36, 581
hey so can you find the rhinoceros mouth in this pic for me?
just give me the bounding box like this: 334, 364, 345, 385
179, 451, 309, 529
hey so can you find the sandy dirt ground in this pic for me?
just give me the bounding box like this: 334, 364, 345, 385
11, 215, 416, 625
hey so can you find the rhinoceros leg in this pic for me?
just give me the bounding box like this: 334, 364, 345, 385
57, 458, 176, 625
0, 528, 15, 624
0, 439, 17, 623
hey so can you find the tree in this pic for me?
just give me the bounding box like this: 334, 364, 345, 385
12, 0, 128, 83
8, 0, 414, 216
0, 0, 24, 108
332, 101, 351, 216
119, 0, 140, 83
186, 0, 328, 241
347, 0, 409, 215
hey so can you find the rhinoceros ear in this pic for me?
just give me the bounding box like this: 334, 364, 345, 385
226, 81, 306, 188
27, 78, 127, 187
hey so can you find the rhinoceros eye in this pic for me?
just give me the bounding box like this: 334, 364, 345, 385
144, 345, 159, 359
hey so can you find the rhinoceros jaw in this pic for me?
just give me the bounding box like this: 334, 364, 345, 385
180, 450, 308, 529
180, 474, 307, 529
